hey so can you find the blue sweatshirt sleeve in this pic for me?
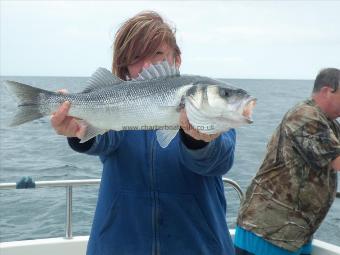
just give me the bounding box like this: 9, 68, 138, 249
179, 129, 236, 176
67, 131, 125, 156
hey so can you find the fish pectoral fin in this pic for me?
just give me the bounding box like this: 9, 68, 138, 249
79, 122, 108, 143
185, 98, 216, 134
156, 129, 179, 148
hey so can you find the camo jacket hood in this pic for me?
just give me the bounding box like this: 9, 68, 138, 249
237, 99, 340, 252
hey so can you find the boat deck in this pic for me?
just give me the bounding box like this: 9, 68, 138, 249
1, 231, 340, 255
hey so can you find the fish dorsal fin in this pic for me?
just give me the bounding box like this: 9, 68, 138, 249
132, 60, 180, 81
83, 67, 124, 93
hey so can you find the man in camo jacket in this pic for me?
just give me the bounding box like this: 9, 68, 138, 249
234, 68, 340, 255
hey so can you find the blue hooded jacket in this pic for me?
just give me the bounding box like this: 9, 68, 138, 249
70, 129, 236, 255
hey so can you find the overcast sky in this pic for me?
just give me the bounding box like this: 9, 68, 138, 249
1, 1, 339, 79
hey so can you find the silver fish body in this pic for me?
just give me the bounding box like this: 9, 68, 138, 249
3, 61, 256, 148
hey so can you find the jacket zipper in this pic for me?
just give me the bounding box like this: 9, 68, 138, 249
150, 136, 160, 255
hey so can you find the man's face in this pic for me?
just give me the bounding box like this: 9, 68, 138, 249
127, 43, 179, 79
328, 87, 340, 119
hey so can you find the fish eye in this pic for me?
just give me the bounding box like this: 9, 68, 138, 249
220, 88, 230, 97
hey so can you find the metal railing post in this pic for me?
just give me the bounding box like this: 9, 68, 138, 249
65, 185, 73, 239
222, 177, 244, 201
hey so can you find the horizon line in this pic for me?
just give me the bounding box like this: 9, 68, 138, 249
0, 74, 314, 81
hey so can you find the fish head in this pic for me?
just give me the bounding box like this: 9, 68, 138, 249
209, 85, 256, 123
185, 80, 256, 133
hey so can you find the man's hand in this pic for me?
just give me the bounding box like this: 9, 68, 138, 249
179, 109, 220, 142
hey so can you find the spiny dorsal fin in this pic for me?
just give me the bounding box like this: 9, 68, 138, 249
131, 61, 180, 81
83, 67, 124, 93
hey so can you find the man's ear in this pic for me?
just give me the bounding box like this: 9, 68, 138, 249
320, 86, 332, 94
320, 86, 335, 99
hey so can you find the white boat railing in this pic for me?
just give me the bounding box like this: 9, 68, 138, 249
1, 178, 340, 255
0, 177, 244, 240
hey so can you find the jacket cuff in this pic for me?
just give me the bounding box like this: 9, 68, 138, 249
179, 128, 209, 150
67, 137, 95, 152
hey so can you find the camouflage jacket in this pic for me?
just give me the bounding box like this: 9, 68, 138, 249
237, 99, 340, 252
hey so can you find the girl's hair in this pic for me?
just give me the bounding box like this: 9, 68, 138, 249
112, 11, 181, 79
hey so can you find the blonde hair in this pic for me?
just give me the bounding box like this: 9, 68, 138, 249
112, 11, 181, 79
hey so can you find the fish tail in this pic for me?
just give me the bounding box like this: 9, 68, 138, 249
3, 80, 51, 126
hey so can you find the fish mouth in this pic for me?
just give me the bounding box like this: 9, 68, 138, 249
242, 97, 257, 123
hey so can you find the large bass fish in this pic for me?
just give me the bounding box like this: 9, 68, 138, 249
3, 61, 256, 148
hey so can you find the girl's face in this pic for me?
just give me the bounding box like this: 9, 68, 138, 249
127, 43, 181, 79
